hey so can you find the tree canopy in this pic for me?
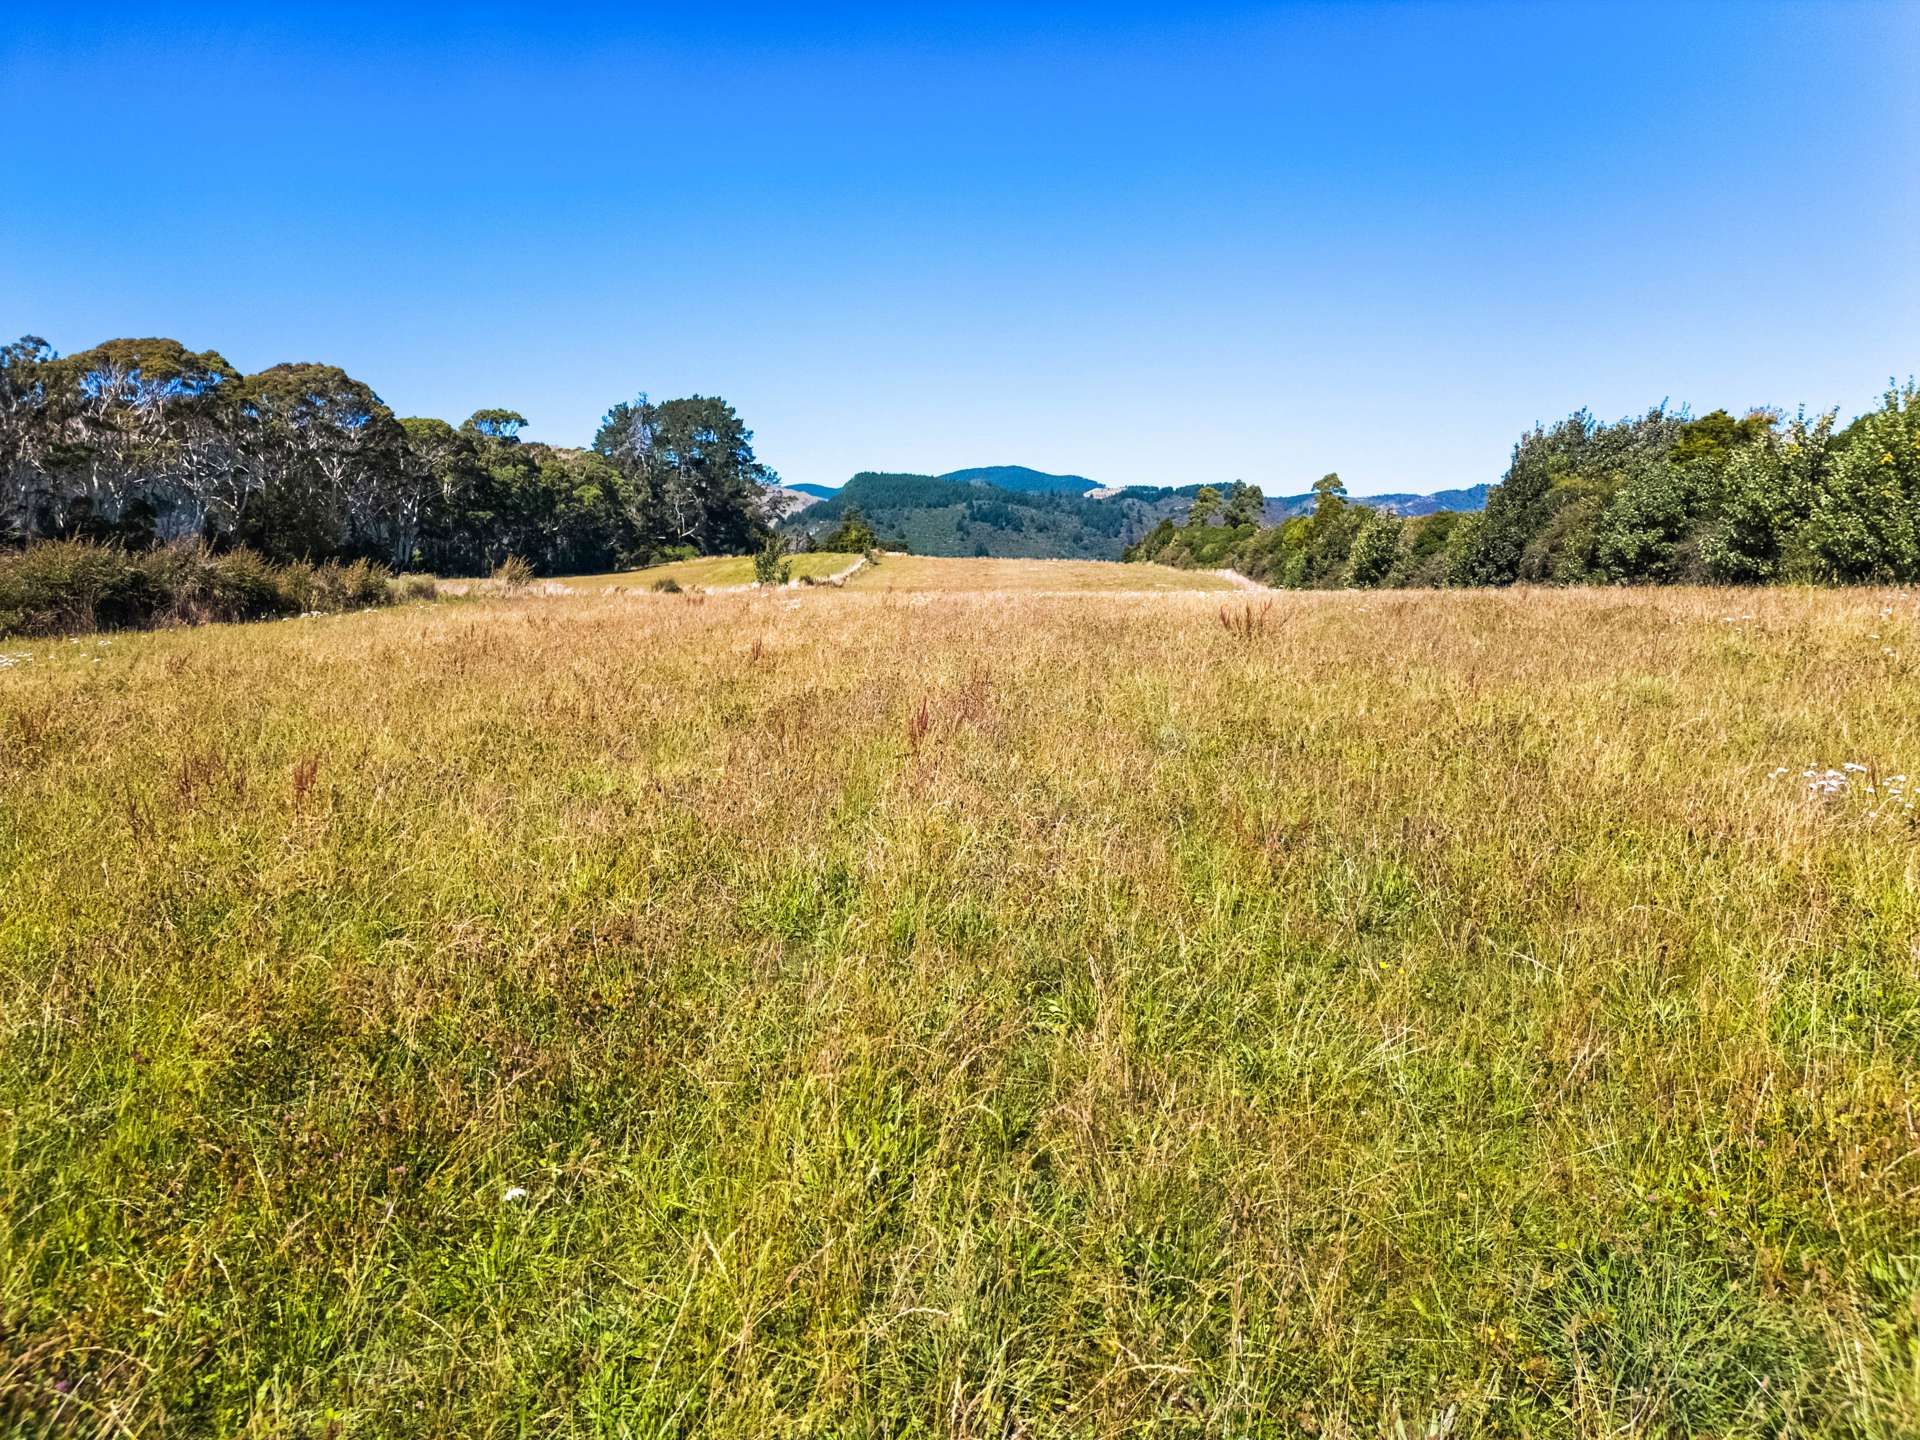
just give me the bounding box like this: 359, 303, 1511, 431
0, 335, 782, 575
1128, 380, 1920, 589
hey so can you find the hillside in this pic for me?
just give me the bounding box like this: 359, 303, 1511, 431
781, 471, 1141, 559
936, 464, 1097, 494
783, 470, 1489, 560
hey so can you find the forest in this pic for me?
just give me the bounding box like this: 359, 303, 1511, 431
0, 335, 777, 577
1128, 382, 1920, 587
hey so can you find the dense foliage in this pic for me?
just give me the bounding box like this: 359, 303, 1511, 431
816, 505, 880, 553
1129, 476, 1477, 587
0, 335, 781, 576
0, 538, 402, 637
1131, 381, 1920, 587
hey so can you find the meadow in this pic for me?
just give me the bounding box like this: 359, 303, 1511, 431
3, 569, 1919, 1437
839, 555, 1244, 594
534, 551, 866, 594
541, 553, 1243, 596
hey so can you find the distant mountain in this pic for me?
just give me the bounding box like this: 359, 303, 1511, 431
763, 485, 826, 519
780, 468, 1490, 560
1364, 485, 1492, 516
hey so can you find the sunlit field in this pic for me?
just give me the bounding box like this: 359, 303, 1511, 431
558, 552, 1245, 595
842, 553, 1245, 592
556, 550, 864, 592
4, 574, 1919, 1436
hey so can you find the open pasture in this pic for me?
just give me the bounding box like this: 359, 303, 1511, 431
3, 578, 1919, 1436
557, 550, 864, 593
842, 553, 1245, 592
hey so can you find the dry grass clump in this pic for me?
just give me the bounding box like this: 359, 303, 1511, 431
2, 579, 1919, 1435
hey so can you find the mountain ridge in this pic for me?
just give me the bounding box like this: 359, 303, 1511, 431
780, 470, 1489, 560
786, 470, 1488, 514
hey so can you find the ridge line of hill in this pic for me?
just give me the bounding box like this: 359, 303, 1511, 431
778, 469, 1488, 561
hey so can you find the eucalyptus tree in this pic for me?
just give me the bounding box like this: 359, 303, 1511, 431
0, 336, 56, 541
238, 363, 406, 560
18, 338, 245, 542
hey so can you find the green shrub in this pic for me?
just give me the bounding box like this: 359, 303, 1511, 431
272, 560, 319, 614
309, 558, 395, 613
0, 541, 397, 638
651, 577, 683, 593
144, 543, 290, 625
753, 539, 792, 586
395, 575, 439, 602
0, 540, 160, 636
819, 506, 879, 553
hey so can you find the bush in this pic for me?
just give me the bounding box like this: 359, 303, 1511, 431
310, 558, 395, 613
145, 542, 289, 625
651, 577, 683, 593
0, 540, 400, 638
753, 539, 791, 586
819, 506, 879, 553
0, 540, 160, 636
395, 575, 439, 603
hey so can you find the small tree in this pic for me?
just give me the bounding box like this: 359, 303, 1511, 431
1345, 510, 1403, 587
753, 536, 791, 585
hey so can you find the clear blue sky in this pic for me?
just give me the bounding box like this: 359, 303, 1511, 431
5, 2, 1915, 495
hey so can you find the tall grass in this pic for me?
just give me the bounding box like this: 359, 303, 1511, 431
1, 583, 1917, 1435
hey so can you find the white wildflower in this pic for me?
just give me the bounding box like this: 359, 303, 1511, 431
502, 1185, 529, 1203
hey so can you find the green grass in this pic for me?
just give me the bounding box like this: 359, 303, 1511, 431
3, 585, 1919, 1435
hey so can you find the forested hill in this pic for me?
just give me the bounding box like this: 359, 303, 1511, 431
937, 465, 1098, 494
781, 470, 1490, 560
783, 472, 1136, 559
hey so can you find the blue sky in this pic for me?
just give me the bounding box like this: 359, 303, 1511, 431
5, 2, 1916, 495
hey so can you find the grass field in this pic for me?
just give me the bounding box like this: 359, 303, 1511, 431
843, 553, 1244, 592
4, 577, 1920, 1436
558, 551, 864, 592
558, 552, 1241, 595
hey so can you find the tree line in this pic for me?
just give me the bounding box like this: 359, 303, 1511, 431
1128, 379, 1920, 587
0, 335, 783, 575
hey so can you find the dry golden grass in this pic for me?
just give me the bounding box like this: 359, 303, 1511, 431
547, 550, 865, 592
3, 579, 1919, 1436
841, 553, 1246, 593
